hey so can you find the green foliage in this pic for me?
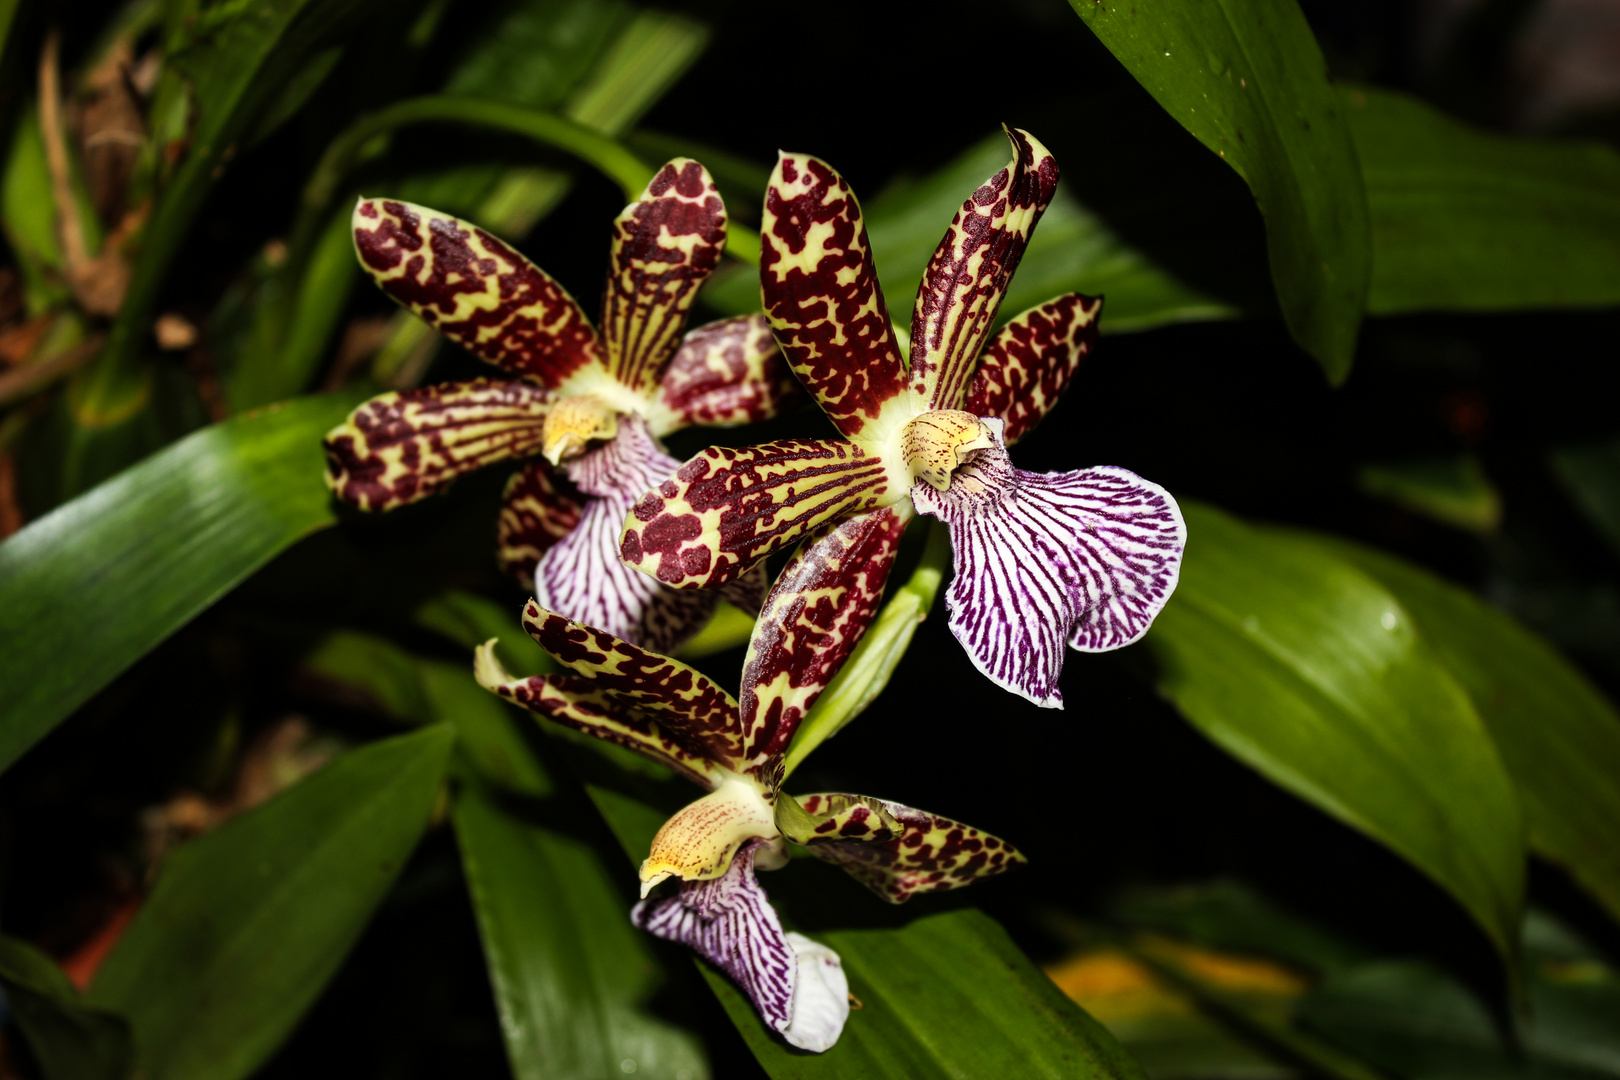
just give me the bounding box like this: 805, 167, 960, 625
1148, 503, 1526, 960
85, 725, 453, 1080
1066, 0, 1371, 381
0, 937, 132, 1080
0, 392, 363, 771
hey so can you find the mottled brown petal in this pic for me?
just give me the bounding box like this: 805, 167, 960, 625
519, 601, 746, 770
795, 794, 1027, 904
323, 378, 552, 512
597, 160, 728, 396
910, 127, 1060, 412
648, 315, 804, 436
475, 647, 726, 788
353, 198, 600, 387
620, 439, 894, 590
738, 505, 910, 765
761, 153, 907, 441
963, 293, 1101, 445
496, 462, 583, 583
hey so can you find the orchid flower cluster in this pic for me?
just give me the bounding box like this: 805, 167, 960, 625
324, 130, 1186, 1051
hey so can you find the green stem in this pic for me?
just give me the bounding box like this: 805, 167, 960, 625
781, 519, 950, 779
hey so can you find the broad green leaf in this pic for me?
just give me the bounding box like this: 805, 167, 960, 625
703, 910, 1148, 1080
86, 725, 453, 1080
1296, 534, 1620, 925
1066, 0, 1370, 381
414, 589, 557, 678
571, 753, 1147, 1078
301, 629, 433, 722
1550, 435, 1620, 557
1298, 911, 1620, 1079
455, 780, 711, 1080
1349, 85, 1620, 316
1146, 503, 1525, 959
1355, 454, 1501, 533
0, 392, 365, 774
0, 936, 132, 1080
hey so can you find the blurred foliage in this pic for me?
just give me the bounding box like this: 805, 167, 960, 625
0, 0, 1618, 1077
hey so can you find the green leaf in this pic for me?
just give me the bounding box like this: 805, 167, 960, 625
454, 779, 711, 1080
1355, 454, 1501, 533
0, 392, 364, 774
300, 629, 434, 722
0, 936, 133, 1080
1066, 0, 1370, 380
1146, 503, 1525, 959
1348, 85, 1620, 316
414, 589, 556, 678
1550, 435, 1620, 558
86, 725, 454, 1080
1294, 534, 1620, 925
702, 909, 1149, 1080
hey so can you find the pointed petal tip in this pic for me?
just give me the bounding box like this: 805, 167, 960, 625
638, 867, 671, 899
472, 638, 513, 691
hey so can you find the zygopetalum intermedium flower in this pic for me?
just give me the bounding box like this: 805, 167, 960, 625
323, 159, 803, 653
474, 510, 1024, 1051
621, 128, 1187, 707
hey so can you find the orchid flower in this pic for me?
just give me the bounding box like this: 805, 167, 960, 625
621, 128, 1186, 707
473, 513, 1024, 1051
323, 160, 802, 653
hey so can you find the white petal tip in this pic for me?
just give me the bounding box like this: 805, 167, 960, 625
780, 932, 850, 1052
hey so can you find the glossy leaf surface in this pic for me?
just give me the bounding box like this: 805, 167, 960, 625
1066, 0, 1370, 381
86, 725, 454, 1080
1146, 503, 1525, 959
1349, 85, 1620, 316
1303, 534, 1620, 924
0, 392, 364, 773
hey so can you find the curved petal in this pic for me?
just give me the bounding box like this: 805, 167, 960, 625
632, 838, 849, 1052
962, 293, 1101, 445
537, 417, 716, 654
474, 643, 728, 787
496, 462, 582, 583
647, 315, 804, 436
910, 127, 1061, 411
620, 439, 894, 590
795, 794, 1026, 904
517, 601, 746, 770
352, 199, 598, 386
762, 153, 907, 441
324, 378, 551, 511
598, 160, 728, 396
738, 504, 911, 764
911, 422, 1185, 708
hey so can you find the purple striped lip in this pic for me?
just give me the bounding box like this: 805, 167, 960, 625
632, 838, 849, 1051
910, 418, 1186, 708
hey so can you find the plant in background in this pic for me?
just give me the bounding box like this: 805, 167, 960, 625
621, 129, 1186, 706
325, 160, 802, 652
475, 508, 1022, 1050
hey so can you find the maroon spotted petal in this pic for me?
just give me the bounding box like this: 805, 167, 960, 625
323, 378, 553, 512
963, 293, 1101, 445
910, 127, 1061, 412
650, 314, 804, 434
795, 794, 1026, 904
352, 199, 599, 387
518, 601, 747, 770
738, 505, 911, 765
598, 160, 728, 396
621, 439, 894, 590
761, 153, 907, 440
